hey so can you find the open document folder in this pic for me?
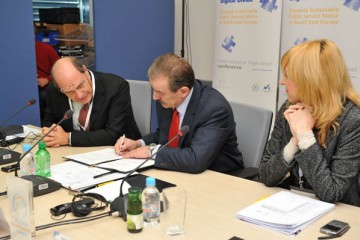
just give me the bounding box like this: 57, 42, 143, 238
50, 148, 154, 191
50, 161, 135, 191
236, 191, 335, 235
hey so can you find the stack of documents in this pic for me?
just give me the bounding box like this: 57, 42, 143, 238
236, 191, 335, 235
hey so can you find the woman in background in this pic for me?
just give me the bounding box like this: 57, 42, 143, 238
259, 39, 360, 206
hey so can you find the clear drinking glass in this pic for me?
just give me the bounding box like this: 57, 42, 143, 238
162, 187, 187, 236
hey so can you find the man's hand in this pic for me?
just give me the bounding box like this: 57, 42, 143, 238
122, 146, 150, 159
41, 124, 69, 147
114, 137, 141, 155
37, 77, 49, 88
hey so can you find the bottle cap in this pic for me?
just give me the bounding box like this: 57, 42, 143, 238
146, 177, 156, 187
22, 143, 31, 152
38, 141, 46, 149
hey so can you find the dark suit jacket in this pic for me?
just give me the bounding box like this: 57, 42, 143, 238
143, 80, 244, 173
43, 71, 141, 146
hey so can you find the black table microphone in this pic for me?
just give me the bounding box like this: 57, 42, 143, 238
110, 125, 190, 221
13, 109, 73, 197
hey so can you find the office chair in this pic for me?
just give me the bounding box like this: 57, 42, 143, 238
227, 101, 273, 180
127, 80, 152, 136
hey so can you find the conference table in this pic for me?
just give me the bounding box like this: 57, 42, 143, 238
1, 144, 360, 240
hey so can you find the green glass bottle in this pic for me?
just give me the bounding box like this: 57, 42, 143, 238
35, 141, 51, 177
127, 187, 143, 233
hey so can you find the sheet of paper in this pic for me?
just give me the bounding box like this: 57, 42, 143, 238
22, 126, 42, 136
64, 148, 121, 165
63, 148, 154, 172
5, 125, 42, 140
97, 159, 155, 173
262, 191, 308, 213
85, 179, 132, 202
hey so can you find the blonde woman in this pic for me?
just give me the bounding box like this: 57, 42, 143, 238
259, 39, 360, 206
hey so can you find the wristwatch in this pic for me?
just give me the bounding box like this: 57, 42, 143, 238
67, 133, 71, 146
147, 143, 157, 158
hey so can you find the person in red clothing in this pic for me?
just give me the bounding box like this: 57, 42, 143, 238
35, 40, 60, 125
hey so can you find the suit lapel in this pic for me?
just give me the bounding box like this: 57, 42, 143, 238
179, 80, 202, 146
89, 73, 105, 129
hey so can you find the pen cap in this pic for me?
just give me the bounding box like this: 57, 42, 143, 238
146, 177, 156, 187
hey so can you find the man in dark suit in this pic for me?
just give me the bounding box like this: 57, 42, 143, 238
115, 53, 243, 173
42, 57, 141, 147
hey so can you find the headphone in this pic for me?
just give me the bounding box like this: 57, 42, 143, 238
71, 193, 108, 217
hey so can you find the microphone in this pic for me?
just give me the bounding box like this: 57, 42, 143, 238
13, 109, 73, 197
110, 125, 190, 220
0, 98, 37, 141
0, 98, 36, 127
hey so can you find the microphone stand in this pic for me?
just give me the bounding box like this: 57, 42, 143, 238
111, 125, 189, 221
0, 98, 36, 127
12, 110, 73, 197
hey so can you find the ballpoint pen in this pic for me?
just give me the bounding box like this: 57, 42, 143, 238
119, 133, 125, 151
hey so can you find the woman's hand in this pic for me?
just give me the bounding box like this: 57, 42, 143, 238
284, 103, 316, 141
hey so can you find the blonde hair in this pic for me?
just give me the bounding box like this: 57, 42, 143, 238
281, 39, 360, 146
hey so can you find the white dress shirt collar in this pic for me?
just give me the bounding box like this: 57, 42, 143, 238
176, 87, 193, 128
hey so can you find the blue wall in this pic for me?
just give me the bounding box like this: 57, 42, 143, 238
93, 0, 174, 131
0, 1, 40, 126
93, 0, 174, 79
0, 1, 174, 130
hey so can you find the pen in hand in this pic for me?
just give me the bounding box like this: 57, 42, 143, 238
116, 134, 125, 154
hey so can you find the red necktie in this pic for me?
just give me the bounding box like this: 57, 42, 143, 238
78, 103, 90, 131
168, 108, 179, 148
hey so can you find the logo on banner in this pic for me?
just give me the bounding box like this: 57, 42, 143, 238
344, 0, 360, 11
263, 84, 271, 92
294, 37, 308, 46
252, 83, 260, 92
252, 83, 272, 92
222, 36, 236, 53
260, 0, 278, 12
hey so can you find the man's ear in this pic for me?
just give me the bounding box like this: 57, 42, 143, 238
180, 86, 190, 98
